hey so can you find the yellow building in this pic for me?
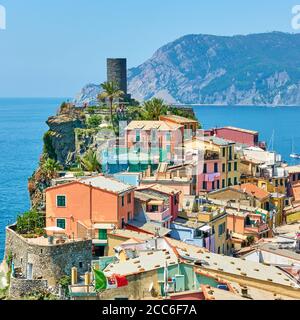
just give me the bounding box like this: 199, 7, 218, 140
197, 205, 229, 255
204, 137, 240, 188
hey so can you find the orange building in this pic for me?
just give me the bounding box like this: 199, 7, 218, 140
45, 175, 136, 256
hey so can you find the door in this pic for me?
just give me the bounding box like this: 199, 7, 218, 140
27, 263, 33, 280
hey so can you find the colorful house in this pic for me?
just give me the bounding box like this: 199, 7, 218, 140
135, 184, 180, 226
125, 120, 184, 164
204, 137, 240, 189
45, 175, 136, 256
205, 126, 261, 148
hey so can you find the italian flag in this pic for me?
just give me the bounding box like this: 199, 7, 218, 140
93, 269, 128, 292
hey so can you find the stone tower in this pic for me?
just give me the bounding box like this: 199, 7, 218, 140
107, 58, 128, 95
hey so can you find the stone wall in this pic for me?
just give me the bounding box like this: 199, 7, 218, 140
5, 226, 93, 286
9, 276, 48, 299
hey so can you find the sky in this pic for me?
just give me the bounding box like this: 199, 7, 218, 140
0, 0, 299, 97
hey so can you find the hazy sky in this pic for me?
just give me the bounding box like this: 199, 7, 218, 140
0, 0, 299, 97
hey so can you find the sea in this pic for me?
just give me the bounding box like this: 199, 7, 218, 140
1, 99, 300, 259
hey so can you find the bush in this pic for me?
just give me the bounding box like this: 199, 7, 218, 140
59, 275, 71, 297
87, 115, 102, 128
16, 210, 45, 235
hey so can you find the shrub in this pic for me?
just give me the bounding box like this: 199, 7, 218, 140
87, 115, 102, 128
16, 210, 45, 235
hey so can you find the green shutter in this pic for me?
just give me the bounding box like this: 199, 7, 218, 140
57, 196, 66, 207
98, 229, 107, 240
57, 219, 66, 229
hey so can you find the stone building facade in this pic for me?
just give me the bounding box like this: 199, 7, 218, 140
5, 226, 93, 287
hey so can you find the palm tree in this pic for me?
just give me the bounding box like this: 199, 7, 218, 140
142, 98, 168, 120
41, 158, 62, 180
98, 81, 124, 123
80, 149, 101, 172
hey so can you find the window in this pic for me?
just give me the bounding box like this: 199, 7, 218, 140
218, 222, 226, 237
166, 145, 171, 153
222, 164, 226, 173
56, 195, 66, 208
222, 148, 226, 157
298, 174, 300, 181
203, 163, 207, 174
217, 180, 220, 189
214, 163, 218, 173
57, 219, 66, 230
128, 212, 131, 221
229, 147, 232, 160
166, 132, 171, 141
228, 178, 232, 186
212, 181, 215, 190
222, 179, 225, 188
234, 177, 238, 185
136, 130, 141, 142
127, 193, 132, 204
218, 247, 221, 254
228, 163, 232, 172
79, 262, 83, 269
234, 162, 238, 171
98, 229, 107, 240
121, 196, 125, 207
203, 181, 207, 190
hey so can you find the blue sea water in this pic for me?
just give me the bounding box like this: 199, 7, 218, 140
0, 98, 65, 259
0, 101, 300, 259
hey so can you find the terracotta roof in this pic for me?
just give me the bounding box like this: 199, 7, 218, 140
147, 184, 181, 195
233, 183, 270, 200
125, 120, 182, 131
160, 114, 198, 124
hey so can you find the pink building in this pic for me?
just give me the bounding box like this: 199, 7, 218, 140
198, 150, 222, 193
125, 121, 184, 163
205, 126, 260, 147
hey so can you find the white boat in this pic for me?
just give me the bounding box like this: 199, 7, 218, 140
290, 138, 300, 159
290, 153, 300, 159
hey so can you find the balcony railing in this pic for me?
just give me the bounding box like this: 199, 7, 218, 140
146, 208, 171, 222
244, 223, 269, 234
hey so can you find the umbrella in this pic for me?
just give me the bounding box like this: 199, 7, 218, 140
44, 226, 65, 233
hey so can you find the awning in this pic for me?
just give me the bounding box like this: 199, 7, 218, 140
93, 223, 115, 230
148, 200, 164, 206
199, 225, 211, 232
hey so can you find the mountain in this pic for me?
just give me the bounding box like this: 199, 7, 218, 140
128, 32, 300, 105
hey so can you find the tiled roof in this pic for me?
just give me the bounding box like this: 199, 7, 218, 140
126, 121, 182, 131
233, 183, 270, 200
80, 175, 135, 194
160, 114, 198, 124
204, 136, 235, 146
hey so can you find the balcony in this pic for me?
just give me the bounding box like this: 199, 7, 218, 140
146, 208, 171, 223
244, 223, 269, 234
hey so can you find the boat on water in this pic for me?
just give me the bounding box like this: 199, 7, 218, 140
290, 153, 300, 159
290, 138, 300, 159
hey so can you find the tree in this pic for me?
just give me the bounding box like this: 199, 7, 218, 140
142, 98, 168, 120
41, 158, 62, 180
98, 81, 124, 123
80, 149, 101, 172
